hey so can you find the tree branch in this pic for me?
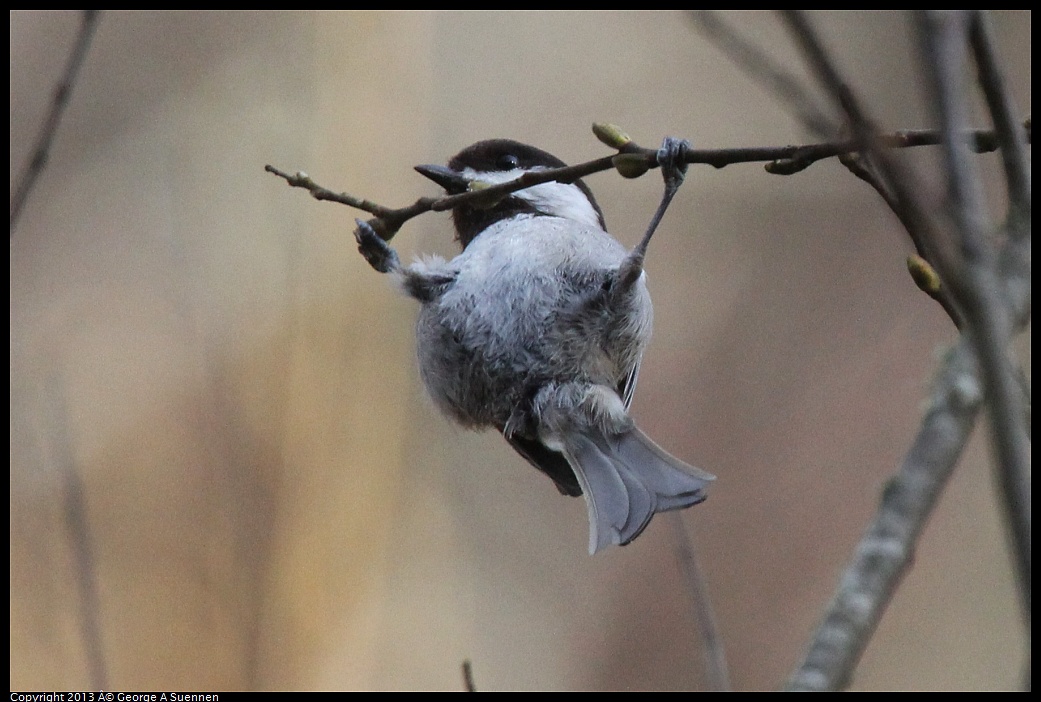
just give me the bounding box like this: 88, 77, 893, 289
785, 338, 983, 691
671, 515, 731, 691
10, 10, 102, 236
44, 372, 109, 690
968, 11, 1032, 223
779, 9, 1031, 689
917, 8, 1031, 623
266, 122, 1028, 243
837, 150, 966, 327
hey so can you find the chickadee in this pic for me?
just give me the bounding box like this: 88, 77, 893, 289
355, 138, 713, 554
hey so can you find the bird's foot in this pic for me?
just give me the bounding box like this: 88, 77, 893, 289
354, 218, 400, 273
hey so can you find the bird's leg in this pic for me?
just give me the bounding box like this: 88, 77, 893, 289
355, 218, 456, 302
616, 136, 692, 288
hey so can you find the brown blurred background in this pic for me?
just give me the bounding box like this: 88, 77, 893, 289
10, 11, 1030, 691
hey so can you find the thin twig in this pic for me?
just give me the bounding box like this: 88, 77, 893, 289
837, 150, 965, 327
10, 10, 102, 236
779, 9, 975, 320
968, 11, 1032, 224
689, 9, 995, 330
917, 9, 1031, 622
670, 515, 731, 691
779, 10, 1031, 689
45, 373, 109, 690
266, 124, 1028, 242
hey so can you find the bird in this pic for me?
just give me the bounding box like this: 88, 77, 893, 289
353, 137, 713, 554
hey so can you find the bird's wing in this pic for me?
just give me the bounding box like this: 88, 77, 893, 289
618, 357, 641, 410
506, 433, 583, 497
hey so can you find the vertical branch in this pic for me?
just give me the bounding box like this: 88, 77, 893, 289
779, 10, 1030, 689
968, 11, 1031, 224
462, 659, 476, 692
917, 9, 1031, 621
45, 372, 109, 689
671, 515, 731, 691
10, 10, 102, 235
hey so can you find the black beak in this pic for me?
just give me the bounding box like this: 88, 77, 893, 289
415, 164, 470, 195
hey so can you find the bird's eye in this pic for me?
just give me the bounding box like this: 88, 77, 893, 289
497, 154, 520, 171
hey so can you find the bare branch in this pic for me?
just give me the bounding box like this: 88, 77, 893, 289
266, 123, 1028, 242
968, 11, 1032, 222
266, 152, 619, 242
917, 8, 1031, 621
44, 373, 109, 690
837, 151, 965, 327
779, 10, 1031, 689
10, 10, 102, 236
785, 340, 982, 691
671, 515, 731, 691
462, 659, 476, 692
262, 165, 412, 219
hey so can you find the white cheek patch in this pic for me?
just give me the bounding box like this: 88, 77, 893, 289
460, 166, 602, 230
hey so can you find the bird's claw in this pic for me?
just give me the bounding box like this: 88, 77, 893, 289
656, 136, 692, 192
354, 218, 400, 273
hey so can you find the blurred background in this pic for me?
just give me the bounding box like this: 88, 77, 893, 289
10, 11, 1030, 691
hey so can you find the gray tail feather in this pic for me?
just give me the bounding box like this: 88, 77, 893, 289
565, 428, 714, 554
